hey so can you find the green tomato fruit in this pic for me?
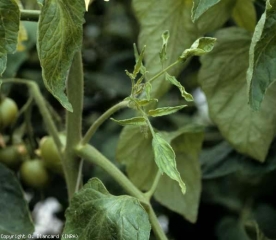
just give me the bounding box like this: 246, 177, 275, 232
40, 134, 66, 174
0, 145, 25, 169
0, 98, 19, 130
20, 159, 49, 189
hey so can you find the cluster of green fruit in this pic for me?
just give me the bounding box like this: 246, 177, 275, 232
0, 97, 65, 189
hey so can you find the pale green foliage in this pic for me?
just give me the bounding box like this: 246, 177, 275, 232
232, 0, 257, 32
199, 27, 276, 162
62, 178, 151, 240
0, 0, 20, 75
37, 0, 85, 111
247, 0, 276, 110
148, 105, 187, 117
110, 117, 147, 126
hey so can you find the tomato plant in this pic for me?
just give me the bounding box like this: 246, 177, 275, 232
0, 0, 276, 239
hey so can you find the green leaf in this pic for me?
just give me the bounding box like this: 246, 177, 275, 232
159, 30, 170, 64
165, 73, 194, 101
133, 45, 146, 78
180, 37, 217, 60
152, 132, 186, 194
37, 0, 85, 111
148, 105, 186, 117
111, 117, 147, 126
0, 163, 34, 234
191, 0, 221, 22
232, 0, 257, 32
198, 27, 276, 162
0, 0, 20, 75
134, 98, 158, 107
116, 125, 204, 222
133, 0, 235, 99
117, 126, 157, 190
62, 178, 151, 240
247, 0, 276, 110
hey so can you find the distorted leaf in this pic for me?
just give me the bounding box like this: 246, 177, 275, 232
16, 22, 28, 52
191, 0, 221, 21
247, 0, 276, 110
0, 163, 34, 234
159, 30, 170, 64
135, 98, 158, 106
232, 0, 256, 32
180, 37, 216, 60
148, 105, 186, 117
199, 27, 276, 162
0, 0, 20, 75
37, 0, 85, 111
152, 132, 186, 194
165, 73, 194, 101
62, 178, 151, 240
111, 117, 147, 126
133, 45, 146, 78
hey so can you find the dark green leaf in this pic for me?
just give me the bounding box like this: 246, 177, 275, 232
148, 105, 186, 117
232, 0, 257, 32
0, 163, 34, 234
62, 178, 151, 240
247, 0, 276, 110
191, 0, 221, 21
0, 0, 20, 75
198, 27, 276, 162
37, 0, 85, 111
180, 37, 216, 60
165, 73, 194, 101
111, 117, 147, 126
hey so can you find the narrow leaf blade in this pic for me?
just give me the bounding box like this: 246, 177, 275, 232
165, 73, 194, 101
148, 105, 187, 117
37, 0, 85, 111
152, 132, 186, 194
111, 117, 147, 126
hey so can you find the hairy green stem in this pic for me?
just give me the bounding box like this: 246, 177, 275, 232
75, 143, 168, 240
64, 51, 84, 199
20, 10, 40, 22
148, 60, 180, 84
144, 170, 162, 200
81, 100, 129, 145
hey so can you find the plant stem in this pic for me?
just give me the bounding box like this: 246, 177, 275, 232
148, 206, 168, 240
64, 51, 84, 199
20, 10, 40, 22
81, 100, 129, 145
75, 143, 168, 240
144, 170, 162, 200
148, 60, 180, 84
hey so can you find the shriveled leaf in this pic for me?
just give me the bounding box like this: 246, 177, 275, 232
165, 73, 194, 101
37, 0, 85, 111
145, 82, 152, 100
133, 0, 235, 99
0, 163, 34, 234
133, 45, 146, 78
0, 0, 20, 75
135, 98, 158, 106
232, 0, 257, 32
62, 178, 151, 240
152, 132, 186, 194
159, 30, 170, 64
116, 125, 204, 222
180, 37, 216, 60
148, 105, 186, 117
247, 0, 276, 110
111, 117, 147, 126
16, 22, 28, 52
199, 27, 276, 162
191, 0, 221, 21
